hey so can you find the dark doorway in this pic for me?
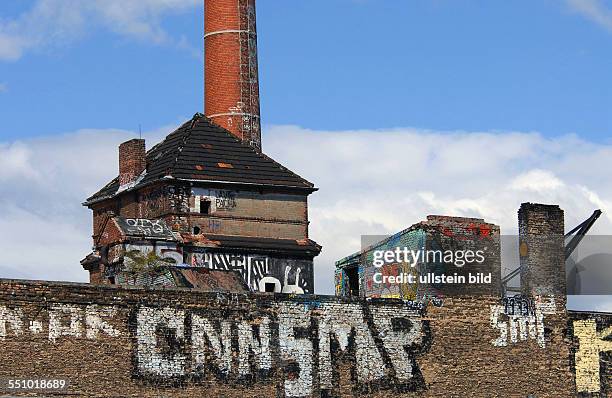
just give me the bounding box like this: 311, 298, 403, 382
200, 199, 211, 214
345, 267, 360, 296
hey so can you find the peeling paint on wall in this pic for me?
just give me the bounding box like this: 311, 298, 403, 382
572, 316, 612, 394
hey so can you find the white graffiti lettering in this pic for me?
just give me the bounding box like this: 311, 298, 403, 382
490, 296, 555, 348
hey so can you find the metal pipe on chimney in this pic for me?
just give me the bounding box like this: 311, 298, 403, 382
204, 0, 262, 151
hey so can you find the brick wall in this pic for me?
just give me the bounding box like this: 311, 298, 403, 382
569, 311, 612, 396
90, 184, 310, 240
118, 139, 146, 186
335, 216, 501, 300
189, 216, 307, 239
519, 203, 566, 298
0, 279, 591, 397
421, 216, 502, 297
188, 188, 309, 238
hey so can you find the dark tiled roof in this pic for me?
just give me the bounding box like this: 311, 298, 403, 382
184, 234, 322, 257
85, 114, 315, 205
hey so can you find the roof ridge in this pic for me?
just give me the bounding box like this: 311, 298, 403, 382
168, 113, 201, 177
84, 114, 317, 206
200, 117, 314, 188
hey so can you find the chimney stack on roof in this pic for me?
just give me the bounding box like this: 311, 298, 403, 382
518, 203, 566, 298
204, 0, 262, 151
118, 139, 146, 187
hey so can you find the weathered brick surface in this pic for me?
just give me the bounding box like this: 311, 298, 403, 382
190, 215, 307, 239
0, 279, 591, 397
205, 0, 261, 149
519, 203, 566, 298
569, 311, 612, 397
336, 216, 501, 299
188, 188, 308, 238
118, 139, 146, 186
90, 184, 310, 240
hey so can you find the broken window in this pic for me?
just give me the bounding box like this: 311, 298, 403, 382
200, 198, 211, 214
193, 226, 201, 235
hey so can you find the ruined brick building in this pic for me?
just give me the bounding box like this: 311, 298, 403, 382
0, 0, 609, 397
81, 0, 320, 294
1, 203, 609, 397
335, 215, 502, 300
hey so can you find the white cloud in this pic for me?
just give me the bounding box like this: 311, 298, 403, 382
0, 83, 7, 93
567, 0, 612, 32
0, 0, 200, 61
0, 124, 173, 282
263, 125, 612, 308
1, 123, 611, 311
509, 169, 565, 192
0, 141, 40, 180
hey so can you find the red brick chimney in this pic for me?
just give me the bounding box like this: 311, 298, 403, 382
118, 139, 146, 186
204, 0, 262, 151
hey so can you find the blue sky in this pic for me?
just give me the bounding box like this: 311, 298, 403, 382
1, 0, 611, 141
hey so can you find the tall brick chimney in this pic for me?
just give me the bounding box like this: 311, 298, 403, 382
518, 203, 566, 298
204, 0, 262, 151
118, 139, 146, 186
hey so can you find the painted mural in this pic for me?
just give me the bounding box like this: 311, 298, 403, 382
188, 249, 313, 294
335, 229, 425, 300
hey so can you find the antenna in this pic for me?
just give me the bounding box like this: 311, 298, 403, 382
139, 124, 142, 139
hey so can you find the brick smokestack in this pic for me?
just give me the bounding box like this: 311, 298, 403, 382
118, 139, 146, 186
204, 0, 262, 151
518, 203, 566, 297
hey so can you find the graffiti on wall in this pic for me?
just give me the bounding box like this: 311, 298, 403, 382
133, 299, 430, 396
191, 188, 237, 213
572, 317, 612, 394
334, 269, 344, 296
337, 229, 425, 299
188, 250, 312, 294
364, 263, 417, 300
168, 186, 190, 213
139, 186, 189, 215
490, 296, 556, 349
138, 189, 167, 218
189, 252, 269, 291
117, 218, 176, 240
124, 243, 184, 266
0, 297, 430, 396
0, 305, 120, 342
